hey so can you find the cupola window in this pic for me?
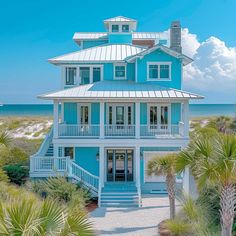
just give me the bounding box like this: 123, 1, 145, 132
122, 25, 129, 32
112, 25, 119, 32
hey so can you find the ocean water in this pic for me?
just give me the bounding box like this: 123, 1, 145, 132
0, 104, 235, 117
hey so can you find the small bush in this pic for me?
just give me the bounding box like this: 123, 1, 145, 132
3, 164, 29, 185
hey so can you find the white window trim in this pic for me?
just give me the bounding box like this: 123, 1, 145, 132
63, 66, 77, 87
147, 62, 172, 81
77, 103, 91, 125
106, 103, 134, 125
109, 22, 131, 33
147, 103, 171, 130
113, 63, 127, 80
62, 65, 104, 87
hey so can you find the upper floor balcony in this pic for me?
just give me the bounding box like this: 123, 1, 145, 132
53, 100, 188, 140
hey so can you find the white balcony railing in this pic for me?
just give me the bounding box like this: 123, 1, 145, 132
105, 125, 135, 137
30, 156, 68, 172
59, 124, 100, 137
140, 124, 181, 137
57, 123, 184, 138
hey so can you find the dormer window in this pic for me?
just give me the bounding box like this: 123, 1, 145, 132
112, 25, 119, 32
147, 62, 171, 81
65, 67, 76, 85
122, 25, 129, 32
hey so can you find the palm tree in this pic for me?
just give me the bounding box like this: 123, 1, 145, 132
148, 153, 177, 219
176, 134, 236, 236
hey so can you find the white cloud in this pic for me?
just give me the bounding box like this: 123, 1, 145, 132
181, 29, 236, 103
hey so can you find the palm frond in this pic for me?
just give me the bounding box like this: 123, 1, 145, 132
0, 131, 11, 147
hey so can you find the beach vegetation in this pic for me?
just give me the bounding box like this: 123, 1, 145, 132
176, 133, 236, 236
0, 182, 94, 235
3, 165, 29, 185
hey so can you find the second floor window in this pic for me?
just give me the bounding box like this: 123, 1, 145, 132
148, 63, 171, 80
114, 64, 126, 80
65, 67, 76, 85
112, 25, 119, 32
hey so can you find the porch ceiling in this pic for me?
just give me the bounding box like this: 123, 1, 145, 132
38, 81, 204, 101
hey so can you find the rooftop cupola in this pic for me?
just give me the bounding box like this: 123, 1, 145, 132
104, 16, 137, 44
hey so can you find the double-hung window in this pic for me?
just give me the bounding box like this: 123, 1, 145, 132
65, 67, 76, 85
114, 64, 126, 80
147, 63, 171, 80
79, 66, 102, 84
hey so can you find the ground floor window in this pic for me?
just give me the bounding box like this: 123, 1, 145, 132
64, 147, 74, 160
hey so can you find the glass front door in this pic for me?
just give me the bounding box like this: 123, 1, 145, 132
106, 149, 134, 182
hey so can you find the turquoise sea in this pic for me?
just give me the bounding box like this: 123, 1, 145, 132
0, 104, 235, 117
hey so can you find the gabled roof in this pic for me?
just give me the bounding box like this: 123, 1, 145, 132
126, 44, 193, 66
39, 81, 203, 101
104, 16, 137, 22
49, 44, 146, 64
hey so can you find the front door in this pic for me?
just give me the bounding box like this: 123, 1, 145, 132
106, 149, 134, 182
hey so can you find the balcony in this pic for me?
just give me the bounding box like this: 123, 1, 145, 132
59, 124, 100, 137
57, 123, 184, 138
105, 125, 135, 137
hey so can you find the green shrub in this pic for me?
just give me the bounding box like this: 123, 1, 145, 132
30, 177, 90, 208
3, 164, 29, 185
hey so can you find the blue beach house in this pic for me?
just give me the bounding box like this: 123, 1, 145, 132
30, 16, 203, 207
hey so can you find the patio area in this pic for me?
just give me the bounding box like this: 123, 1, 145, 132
90, 195, 181, 236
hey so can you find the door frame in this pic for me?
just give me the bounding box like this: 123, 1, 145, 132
105, 148, 134, 182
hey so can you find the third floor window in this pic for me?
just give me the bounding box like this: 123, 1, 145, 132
147, 63, 171, 80
65, 67, 76, 85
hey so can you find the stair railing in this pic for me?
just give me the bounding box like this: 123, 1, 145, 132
68, 161, 99, 193
32, 128, 53, 157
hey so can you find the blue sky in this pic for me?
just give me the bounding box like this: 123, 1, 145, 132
0, 0, 236, 104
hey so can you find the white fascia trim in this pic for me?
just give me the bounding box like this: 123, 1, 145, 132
113, 62, 127, 80
147, 62, 172, 81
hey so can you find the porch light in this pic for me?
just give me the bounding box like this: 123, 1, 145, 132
96, 151, 99, 161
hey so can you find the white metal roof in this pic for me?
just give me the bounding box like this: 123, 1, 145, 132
104, 16, 137, 22
126, 44, 193, 66
49, 44, 146, 64
39, 81, 203, 101
73, 32, 167, 41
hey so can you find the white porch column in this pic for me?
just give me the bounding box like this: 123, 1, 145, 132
135, 102, 140, 139
99, 146, 105, 188
183, 166, 198, 199
135, 146, 141, 189
53, 144, 59, 157
53, 100, 59, 138
100, 102, 105, 139
183, 101, 189, 138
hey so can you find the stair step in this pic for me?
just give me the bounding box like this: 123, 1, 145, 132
101, 203, 139, 208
